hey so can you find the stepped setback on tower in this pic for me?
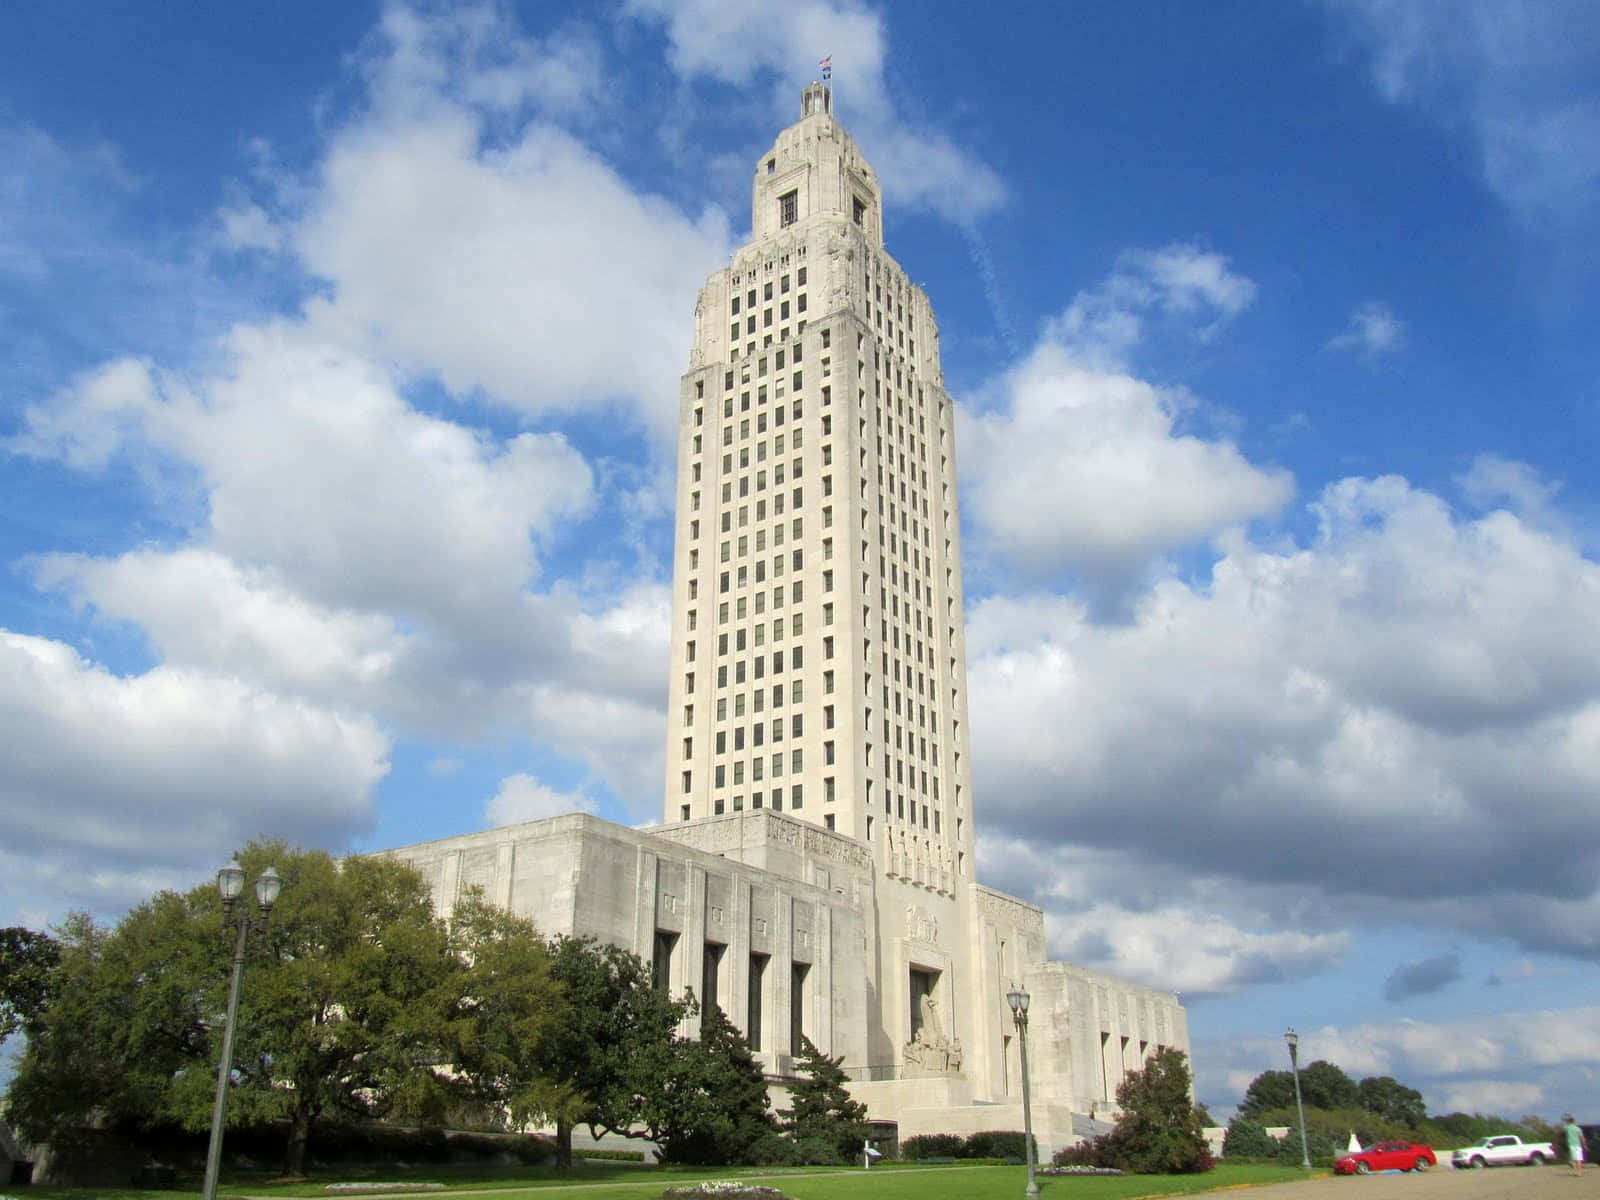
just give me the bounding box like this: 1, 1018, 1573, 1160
664, 79, 974, 895
386, 86, 1189, 1153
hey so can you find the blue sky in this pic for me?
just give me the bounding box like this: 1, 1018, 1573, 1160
4, 0, 1599, 1123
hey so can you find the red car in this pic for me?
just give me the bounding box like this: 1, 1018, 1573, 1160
1334, 1141, 1437, 1174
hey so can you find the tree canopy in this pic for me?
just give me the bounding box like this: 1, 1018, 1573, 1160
1238, 1060, 1360, 1117
5, 842, 567, 1175
0, 926, 60, 1041
1356, 1075, 1427, 1126
3, 848, 857, 1175
538, 934, 696, 1165
1225, 1058, 1549, 1162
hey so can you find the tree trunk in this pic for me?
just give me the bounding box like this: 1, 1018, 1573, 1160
555, 1117, 573, 1169
285, 1104, 314, 1177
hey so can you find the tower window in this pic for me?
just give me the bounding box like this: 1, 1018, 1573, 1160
852, 196, 866, 225
779, 190, 798, 227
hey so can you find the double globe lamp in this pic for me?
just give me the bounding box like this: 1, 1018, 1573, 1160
202, 861, 283, 1200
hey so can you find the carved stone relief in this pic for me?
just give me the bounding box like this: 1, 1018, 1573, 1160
905, 904, 939, 944
902, 995, 963, 1076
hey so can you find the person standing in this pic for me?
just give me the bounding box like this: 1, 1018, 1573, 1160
1564, 1115, 1585, 1176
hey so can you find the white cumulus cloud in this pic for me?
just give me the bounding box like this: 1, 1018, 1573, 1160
0, 630, 388, 916
486, 773, 596, 826
1327, 300, 1406, 358
965, 472, 1600, 962
624, 0, 1006, 225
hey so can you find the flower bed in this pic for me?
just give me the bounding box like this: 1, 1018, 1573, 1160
660, 1183, 790, 1199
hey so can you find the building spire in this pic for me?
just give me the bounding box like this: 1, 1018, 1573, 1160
802, 79, 831, 117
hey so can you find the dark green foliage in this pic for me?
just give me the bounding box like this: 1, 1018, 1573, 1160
782, 1035, 869, 1163
448, 894, 562, 1131
1051, 1139, 1102, 1166
1096, 1046, 1212, 1173
303, 1122, 555, 1165
540, 935, 695, 1166
1420, 1111, 1530, 1145
1298, 1060, 1360, 1111
215, 845, 470, 1173
901, 1130, 1035, 1161
1244, 1104, 1413, 1150
1522, 1115, 1561, 1146
1356, 1075, 1427, 1126
1238, 1060, 1358, 1118
653, 1005, 775, 1165
0, 926, 60, 1040
1296, 1126, 1343, 1164
1236, 1069, 1298, 1117
7, 902, 225, 1144
963, 1130, 1034, 1159
901, 1132, 965, 1159
1222, 1117, 1282, 1160
787, 1134, 850, 1164
4, 842, 570, 1178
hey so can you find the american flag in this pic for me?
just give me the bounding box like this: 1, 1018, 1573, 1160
819, 54, 832, 80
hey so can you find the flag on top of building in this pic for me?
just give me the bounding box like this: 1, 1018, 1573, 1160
819, 54, 832, 80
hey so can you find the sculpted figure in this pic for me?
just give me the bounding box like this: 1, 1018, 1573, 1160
920, 994, 945, 1044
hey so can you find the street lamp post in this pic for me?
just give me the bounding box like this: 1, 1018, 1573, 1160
1284, 1028, 1311, 1170
1007, 985, 1039, 1198
202, 861, 282, 1200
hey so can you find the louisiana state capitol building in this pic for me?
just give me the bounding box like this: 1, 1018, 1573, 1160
391, 85, 1188, 1151
666, 82, 976, 917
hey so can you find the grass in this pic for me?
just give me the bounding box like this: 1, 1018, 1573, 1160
10, 1161, 1322, 1200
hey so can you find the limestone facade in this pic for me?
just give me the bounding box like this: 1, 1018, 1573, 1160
386, 84, 1188, 1153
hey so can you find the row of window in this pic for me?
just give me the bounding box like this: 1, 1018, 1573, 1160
729, 268, 806, 313
729, 293, 808, 338
713, 785, 801, 814
861, 259, 917, 355
712, 678, 804, 721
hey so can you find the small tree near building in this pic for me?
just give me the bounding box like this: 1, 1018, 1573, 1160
539, 935, 694, 1167
783, 1035, 869, 1163
1098, 1046, 1212, 1174
652, 1005, 776, 1164
1222, 1116, 1282, 1160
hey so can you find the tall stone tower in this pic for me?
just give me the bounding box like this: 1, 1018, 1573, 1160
665, 83, 977, 899
389, 85, 1190, 1155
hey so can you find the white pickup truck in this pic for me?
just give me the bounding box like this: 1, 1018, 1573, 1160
1450, 1135, 1556, 1168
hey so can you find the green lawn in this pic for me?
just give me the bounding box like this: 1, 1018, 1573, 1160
13, 1161, 1322, 1200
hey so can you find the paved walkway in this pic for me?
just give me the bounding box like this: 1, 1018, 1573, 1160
234, 1164, 1599, 1200
1214, 1166, 1596, 1200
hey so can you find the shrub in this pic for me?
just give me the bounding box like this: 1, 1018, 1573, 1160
900, 1133, 964, 1159
744, 1131, 805, 1166
963, 1130, 1033, 1160
1052, 1137, 1111, 1167
790, 1134, 851, 1165
1222, 1117, 1282, 1160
